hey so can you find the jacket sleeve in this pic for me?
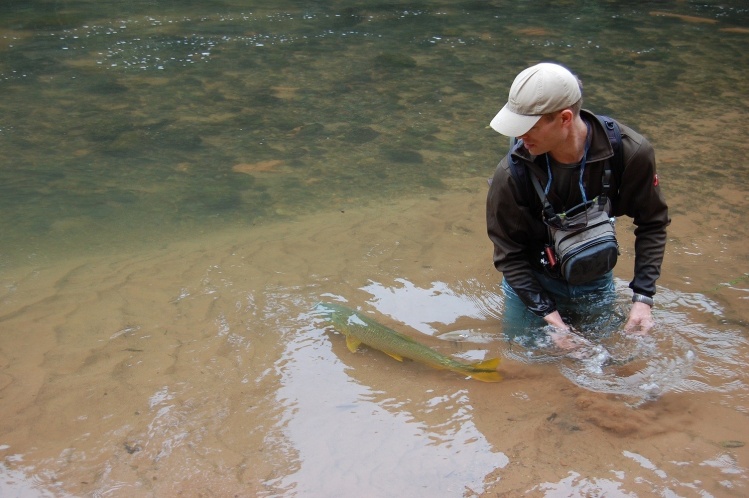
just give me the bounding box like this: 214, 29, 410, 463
615, 129, 670, 297
486, 157, 557, 317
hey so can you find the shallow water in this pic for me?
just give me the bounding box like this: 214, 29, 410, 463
1, 1, 748, 496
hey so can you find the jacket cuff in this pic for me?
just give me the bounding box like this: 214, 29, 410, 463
629, 283, 654, 298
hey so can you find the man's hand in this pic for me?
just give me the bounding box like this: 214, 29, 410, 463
624, 301, 654, 335
547, 328, 594, 350
543, 310, 567, 330
543, 310, 591, 350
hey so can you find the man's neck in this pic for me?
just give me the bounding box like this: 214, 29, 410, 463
548, 116, 588, 164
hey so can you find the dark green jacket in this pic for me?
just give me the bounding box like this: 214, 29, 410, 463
486, 109, 670, 317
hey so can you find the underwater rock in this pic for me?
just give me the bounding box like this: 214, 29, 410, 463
382, 148, 423, 164
650, 11, 718, 24
720, 27, 749, 34
343, 127, 380, 144
292, 123, 326, 138
232, 160, 284, 174
373, 53, 417, 69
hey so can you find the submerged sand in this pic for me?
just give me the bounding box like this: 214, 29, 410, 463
0, 180, 747, 496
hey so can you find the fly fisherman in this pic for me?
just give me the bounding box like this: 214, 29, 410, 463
486, 62, 669, 349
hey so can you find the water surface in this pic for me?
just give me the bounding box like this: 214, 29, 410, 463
1, 1, 748, 496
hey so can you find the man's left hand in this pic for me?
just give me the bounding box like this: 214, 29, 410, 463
624, 301, 654, 335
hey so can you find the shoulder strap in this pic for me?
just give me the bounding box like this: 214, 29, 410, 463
594, 114, 623, 206
530, 171, 558, 223
506, 137, 533, 202
509, 139, 557, 224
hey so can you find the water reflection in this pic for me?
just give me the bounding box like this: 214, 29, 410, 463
0, 461, 72, 498
363, 278, 501, 336
533, 470, 639, 497
535, 448, 749, 496
267, 310, 508, 496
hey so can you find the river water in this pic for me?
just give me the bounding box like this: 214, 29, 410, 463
1, 1, 748, 496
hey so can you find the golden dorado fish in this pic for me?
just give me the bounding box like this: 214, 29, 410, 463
316, 302, 502, 382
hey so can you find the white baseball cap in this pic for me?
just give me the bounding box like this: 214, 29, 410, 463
489, 62, 582, 137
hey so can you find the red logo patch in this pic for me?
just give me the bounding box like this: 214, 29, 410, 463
653, 174, 659, 187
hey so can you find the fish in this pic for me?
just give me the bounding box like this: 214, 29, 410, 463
316, 302, 502, 383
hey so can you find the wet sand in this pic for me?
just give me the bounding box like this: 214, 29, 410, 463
1, 178, 747, 496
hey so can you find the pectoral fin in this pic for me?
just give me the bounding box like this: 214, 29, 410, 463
345, 335, 362, 353
385, 352, 404, 362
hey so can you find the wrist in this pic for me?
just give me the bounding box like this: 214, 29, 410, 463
632, 293, 654, 307
543, 310, 568, 329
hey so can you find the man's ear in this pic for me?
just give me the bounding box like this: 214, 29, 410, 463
560, 109, 574, 125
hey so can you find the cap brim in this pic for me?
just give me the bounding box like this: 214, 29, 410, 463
489, 105, 542, 137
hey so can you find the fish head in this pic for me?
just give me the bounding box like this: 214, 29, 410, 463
314, 302, 353, 330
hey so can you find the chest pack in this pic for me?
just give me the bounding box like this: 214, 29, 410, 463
507, 115, 623, 284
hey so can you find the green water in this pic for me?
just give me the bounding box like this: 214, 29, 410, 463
1, 0, 748, 265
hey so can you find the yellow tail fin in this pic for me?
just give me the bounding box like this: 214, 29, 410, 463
468, 358, 503, 383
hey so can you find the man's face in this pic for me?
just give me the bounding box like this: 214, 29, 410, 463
518, 112, 563, 156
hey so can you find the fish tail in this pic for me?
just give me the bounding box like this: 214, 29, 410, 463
466, 357, 503, 383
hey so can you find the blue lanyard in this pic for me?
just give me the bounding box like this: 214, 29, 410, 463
544, 120, 592, 205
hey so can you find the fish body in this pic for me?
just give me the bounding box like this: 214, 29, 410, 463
317, 302, 502, 382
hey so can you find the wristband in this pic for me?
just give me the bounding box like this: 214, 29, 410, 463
632, 293, 654, 307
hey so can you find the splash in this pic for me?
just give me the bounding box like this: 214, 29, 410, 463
558, 331, 697, 404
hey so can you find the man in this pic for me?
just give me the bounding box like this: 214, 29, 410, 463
486, 62, 669, 348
